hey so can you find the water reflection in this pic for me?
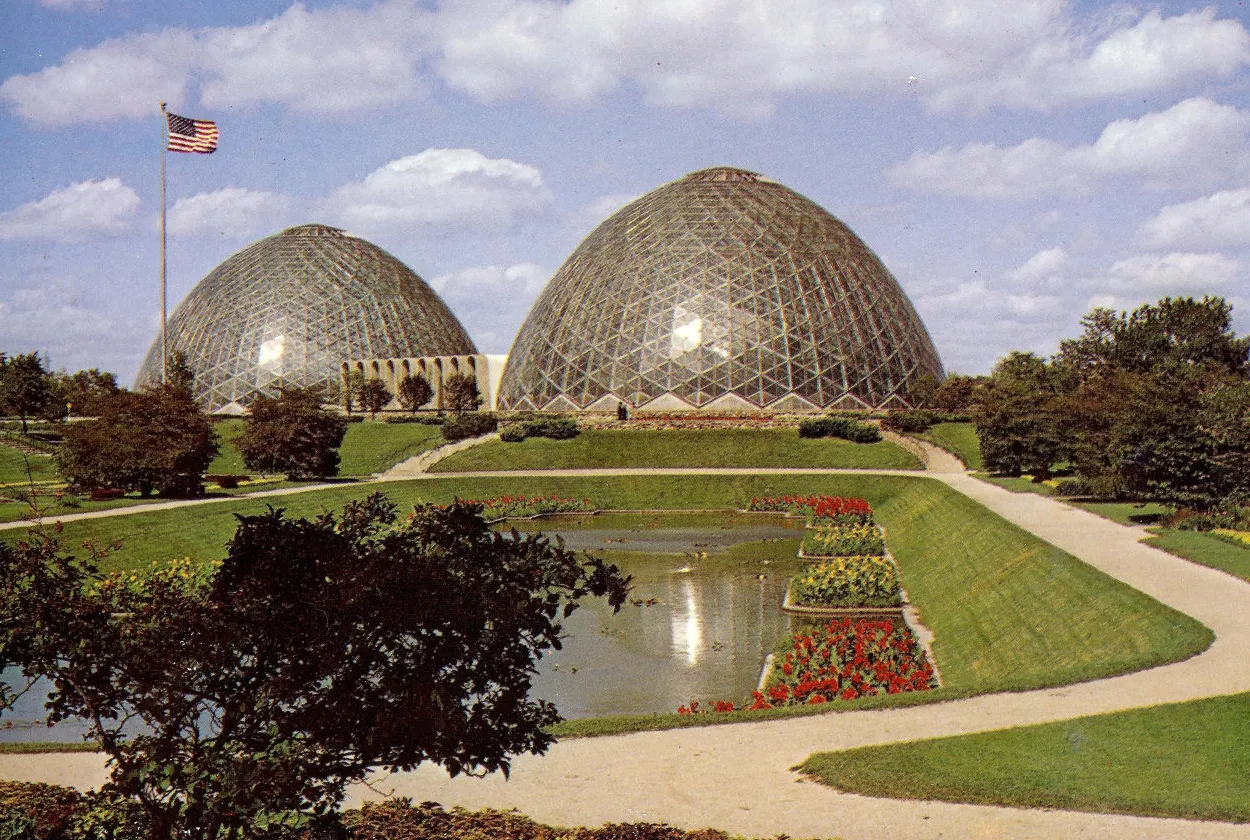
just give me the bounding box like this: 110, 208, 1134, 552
1, 515, 806, 741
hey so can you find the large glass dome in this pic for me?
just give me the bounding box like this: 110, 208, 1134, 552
135, 224, 476, 411
498, 167, 943, 412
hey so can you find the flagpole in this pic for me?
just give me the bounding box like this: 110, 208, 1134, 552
160, 102, 168, 385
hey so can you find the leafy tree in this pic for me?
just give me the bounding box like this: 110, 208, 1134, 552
342, 369, 366, 415
925, 374, 983, 413
52, 368, 120, 418
57, 387, 218, 496
0, 353, 56, 434
442, 373, 482, 415
162, 351, 199, 403
972, 351, 1065, 479
238, 387, 347, 479
358, 377, 392, 416
396, 373, 434, 414
0, 495, 630, 839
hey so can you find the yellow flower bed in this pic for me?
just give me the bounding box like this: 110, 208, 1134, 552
1213, 529, 1250, 550
790, 555, 902, 608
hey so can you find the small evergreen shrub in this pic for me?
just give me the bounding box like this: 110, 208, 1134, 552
442, 412, 498, 441
798, 416, 881, 443
343, 414, 366, 423
499, 423, 528, 442
527, 417, 579, 439
881, 409, 938, 433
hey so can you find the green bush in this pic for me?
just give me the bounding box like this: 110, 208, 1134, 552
798, 416, 881, 443
383, 414, 443, 425
441, 412, 498, 442
526, 417, 579, 440
881, 409, 938, 433
499, 423, 528, 443
1055, 475, 1124, 500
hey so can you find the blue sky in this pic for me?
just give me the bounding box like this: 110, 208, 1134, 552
1, 0, 1248, 383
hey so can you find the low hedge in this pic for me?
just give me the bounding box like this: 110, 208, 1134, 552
384, 414, 445, 425
441, 412, 498, 442
880, 409, 938, 434
498, 416, 580, 443
797, 416, 881, 443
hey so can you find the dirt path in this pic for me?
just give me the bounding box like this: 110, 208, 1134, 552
4, 453, 1250, 837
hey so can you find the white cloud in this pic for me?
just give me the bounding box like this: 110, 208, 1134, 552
1, 1, 432, 124
0, 178, 140, 241
0, 278, 112, 350
1138, 189, 1250, 249
429, 262, 549, 352
5, 0, 1248, 123
168, 188, 290, 238
326, 148, 552, 236
40, 0, 107, 9
1104, 251, 1242, 293
889, 98, 1250, 198
1006, 247, 1068, 284
935, 9, 1250, 111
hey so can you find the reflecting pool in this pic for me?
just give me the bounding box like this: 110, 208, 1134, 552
508, 512, 807, 718
0, 513, 806, 741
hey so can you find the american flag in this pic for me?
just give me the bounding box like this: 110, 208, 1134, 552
166, 112, 218, 154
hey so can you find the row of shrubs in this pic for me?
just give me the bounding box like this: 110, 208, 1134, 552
500, 416, 579, 442
797, 416, 881, 443
0, 786, 772, 840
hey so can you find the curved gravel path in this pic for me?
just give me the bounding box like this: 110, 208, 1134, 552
3, 444, 1250, 838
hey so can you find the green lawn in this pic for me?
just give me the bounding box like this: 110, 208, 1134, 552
1071, 500, 1171, 526
432, 429, 922, 472
210, 419, 445, 477
28, 473, 1209, 739
917, 422, 982, 470
799, 692, 1250, 823
0, 443, 57, 486
1146, 529, 1250, 586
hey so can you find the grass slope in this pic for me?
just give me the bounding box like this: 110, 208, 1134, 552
916, 422, 982, 470
210, 419, 444, 477
1146, 529, 1250, 586
28, 473, 1210, 738
432, 429, 922, 471
799, 692, 1250, 823
0, 444, 57, 486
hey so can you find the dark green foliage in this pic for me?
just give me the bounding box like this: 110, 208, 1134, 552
798, 416, 881, 443
499, 422, 527, 442
0, 353, 57, 434
441, 373, 482, 415
358, 378, 391, 416
342, 370, 366, 415
0, 496, 630, 839
57, 387, 218, 497
499, 416, 581, 443
925, 374, 983, 413
396, 373, 434, 414
441, 411, 497, 441
238, 388, 347, 480
51, 368, 119, 418
881, 409, 938, 434
972, 352, 1064, 479
384, 414, 444, 425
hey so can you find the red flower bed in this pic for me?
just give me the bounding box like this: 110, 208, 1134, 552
747, 494, 874, 525
678, 617, 935, 714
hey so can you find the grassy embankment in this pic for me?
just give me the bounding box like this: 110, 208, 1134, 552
20, 472, 1210, 740
209, 418, 444, 477
432, 428, 922, 471
799, 691, 1250, 823
914, 422, 982, 471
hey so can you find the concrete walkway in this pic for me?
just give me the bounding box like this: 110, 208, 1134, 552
4, 446, 1250, 837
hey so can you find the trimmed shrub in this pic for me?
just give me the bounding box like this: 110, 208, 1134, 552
880, 409, 938, 434
383, 414, 443, 424
344, 414, 366, 423
798, 415, 881, 443
499, 423, 528, 443
527, 417, 579, 440
441, 412, 498, 442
